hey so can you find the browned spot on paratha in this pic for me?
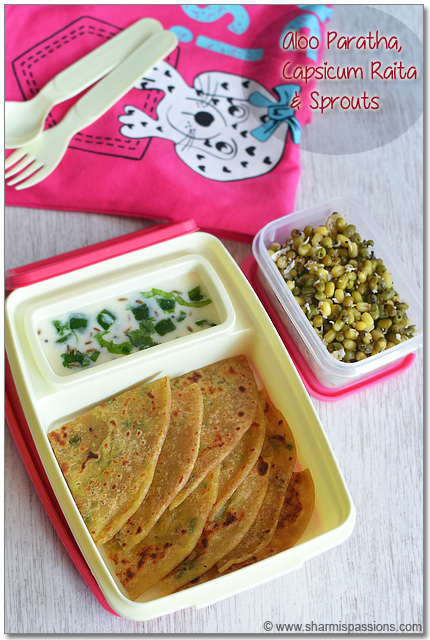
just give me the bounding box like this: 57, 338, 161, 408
104, 467, 220, 600
48, 377, 171, 545
112, 384, 203, 551
217, 390, 297, 572
158, 450, 271, 595
207, 400, 266, 520
169, 356, 258, 510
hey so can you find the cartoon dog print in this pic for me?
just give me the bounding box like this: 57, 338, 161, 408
118, 60, 301, 182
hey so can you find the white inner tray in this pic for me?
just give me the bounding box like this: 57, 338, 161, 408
5, 231, 355, 621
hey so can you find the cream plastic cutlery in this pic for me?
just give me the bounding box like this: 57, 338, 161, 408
5, 29, 177, 190
5, 17, 162, 149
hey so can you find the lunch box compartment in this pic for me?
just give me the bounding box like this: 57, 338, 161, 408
12, 253, 235, 383
5, 226, 355, 621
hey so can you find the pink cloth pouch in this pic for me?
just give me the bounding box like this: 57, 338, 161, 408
5, 5, 331, 241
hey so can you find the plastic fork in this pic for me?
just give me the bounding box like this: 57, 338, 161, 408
5, 18, 163, 149
5, 29, 177, 190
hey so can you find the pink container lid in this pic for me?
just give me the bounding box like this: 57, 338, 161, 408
241, 254, 415, 401
5, 219, 198, 290
5, 355, 120, 616
5, 219, 199, 616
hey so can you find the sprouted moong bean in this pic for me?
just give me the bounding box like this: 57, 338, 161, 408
268, 213, 416, 363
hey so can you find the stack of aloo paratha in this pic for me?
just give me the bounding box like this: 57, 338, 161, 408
48, 355, 315, 601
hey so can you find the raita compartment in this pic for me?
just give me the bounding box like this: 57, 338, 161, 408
5, 229, 355, 621
32, 255, 226, 377
252, 197, 423, 389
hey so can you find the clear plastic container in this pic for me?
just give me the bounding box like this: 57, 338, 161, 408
252, 197, 423, 389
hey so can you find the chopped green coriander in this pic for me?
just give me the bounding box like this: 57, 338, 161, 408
188, 517, 198, 533
127, 328, 159, 349
52, 320, 70, 336
175, 562, 195, 580
141, 287, 212, 308
177, 310, 187, 322
61, 349, 97, 369
138, 318, 156, 334
69, 435, 82, 446
53, 316, 88, 342
138, 337, 159, 350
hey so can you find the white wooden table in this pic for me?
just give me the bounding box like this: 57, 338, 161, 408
5, 6, 423, 634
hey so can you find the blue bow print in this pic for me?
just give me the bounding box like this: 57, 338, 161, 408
249, 85, 301, 144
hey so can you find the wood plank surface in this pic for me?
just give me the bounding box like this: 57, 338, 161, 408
4, 5, 423, 634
